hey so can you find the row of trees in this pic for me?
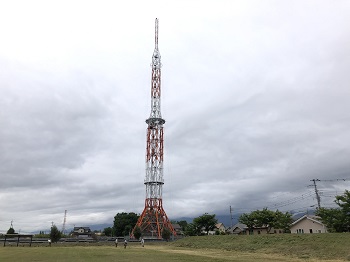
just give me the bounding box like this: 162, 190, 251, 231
102, 212, 219, 238
239, 208, 293, 233
103, 210, 294, 237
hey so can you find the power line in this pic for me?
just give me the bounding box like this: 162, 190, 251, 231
313, 178, 350, 182
266, 191, 315, 209
233, 191, 316, 213
232, 178, 349, 214
309, 178, 350, 208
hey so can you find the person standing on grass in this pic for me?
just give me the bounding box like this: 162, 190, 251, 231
124, 239, 127, 249
141, 238, 144, 247
48, 239, 51, 247
115, 238, 118, 247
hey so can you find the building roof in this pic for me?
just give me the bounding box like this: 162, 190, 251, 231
172, 224, 182, 230
291, 215, 324, 226
216, 223, 225, 229
232, 223, 247, 229
73, 227, 91, 231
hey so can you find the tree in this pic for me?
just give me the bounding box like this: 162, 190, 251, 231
193, 213, 218, 235
133, 226, 142, 240
50, 225, 62, 243
162, 227, 171, 241
103, 227, 113, 237
252, 208, 275, 233
335, 190, 350, 230
274, 210, 293, 232
177, 220, 188, 231
316, 190, 350, 232
184, 222, 201, 236
316, 207, 345, 232
7, 227, 15, 234
124, 225, 133, 237
238, 213, 255, 232
239, 208, 292, 233
113, 212, 139, 236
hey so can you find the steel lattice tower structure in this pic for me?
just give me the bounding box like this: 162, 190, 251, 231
133, 18, 175, 239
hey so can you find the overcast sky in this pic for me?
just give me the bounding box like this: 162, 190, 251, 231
1, 0, 350, 233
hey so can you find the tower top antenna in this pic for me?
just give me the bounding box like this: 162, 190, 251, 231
155, 18, 159, 50
152, 18, 161, 70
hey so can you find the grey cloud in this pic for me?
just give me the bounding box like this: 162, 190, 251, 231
1, 1, 350, 232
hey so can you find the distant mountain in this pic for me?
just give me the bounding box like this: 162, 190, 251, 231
64, 223, 113, 233
88, 223, 113, 232
290, 209, 316, 220
172, 214, 240, 228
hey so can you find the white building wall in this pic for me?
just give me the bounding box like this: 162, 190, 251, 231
291, 218, 327, 234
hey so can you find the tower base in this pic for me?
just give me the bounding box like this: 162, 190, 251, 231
133, 198, 176, 239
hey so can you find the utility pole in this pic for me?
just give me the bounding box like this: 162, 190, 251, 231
310, 179, 321, 209
309, 177, 349, 209
230, 206, 233, 229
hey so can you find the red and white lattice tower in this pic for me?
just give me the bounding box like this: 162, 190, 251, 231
133, 18, 175, 239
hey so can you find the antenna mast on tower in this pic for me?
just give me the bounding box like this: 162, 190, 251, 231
133, 18, 175, 239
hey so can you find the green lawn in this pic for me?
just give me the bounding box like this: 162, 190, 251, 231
2, 244, 233, 262
171, 233, 350, 261
1, 234, 350, 262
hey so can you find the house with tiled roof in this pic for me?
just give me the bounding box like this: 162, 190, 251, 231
226, 223, 247, 235
72, 227, 92, 238
172, 223, 183, 236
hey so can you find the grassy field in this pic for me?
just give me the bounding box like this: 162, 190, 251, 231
1, 234, 350, 261
172, 233, 350, 261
